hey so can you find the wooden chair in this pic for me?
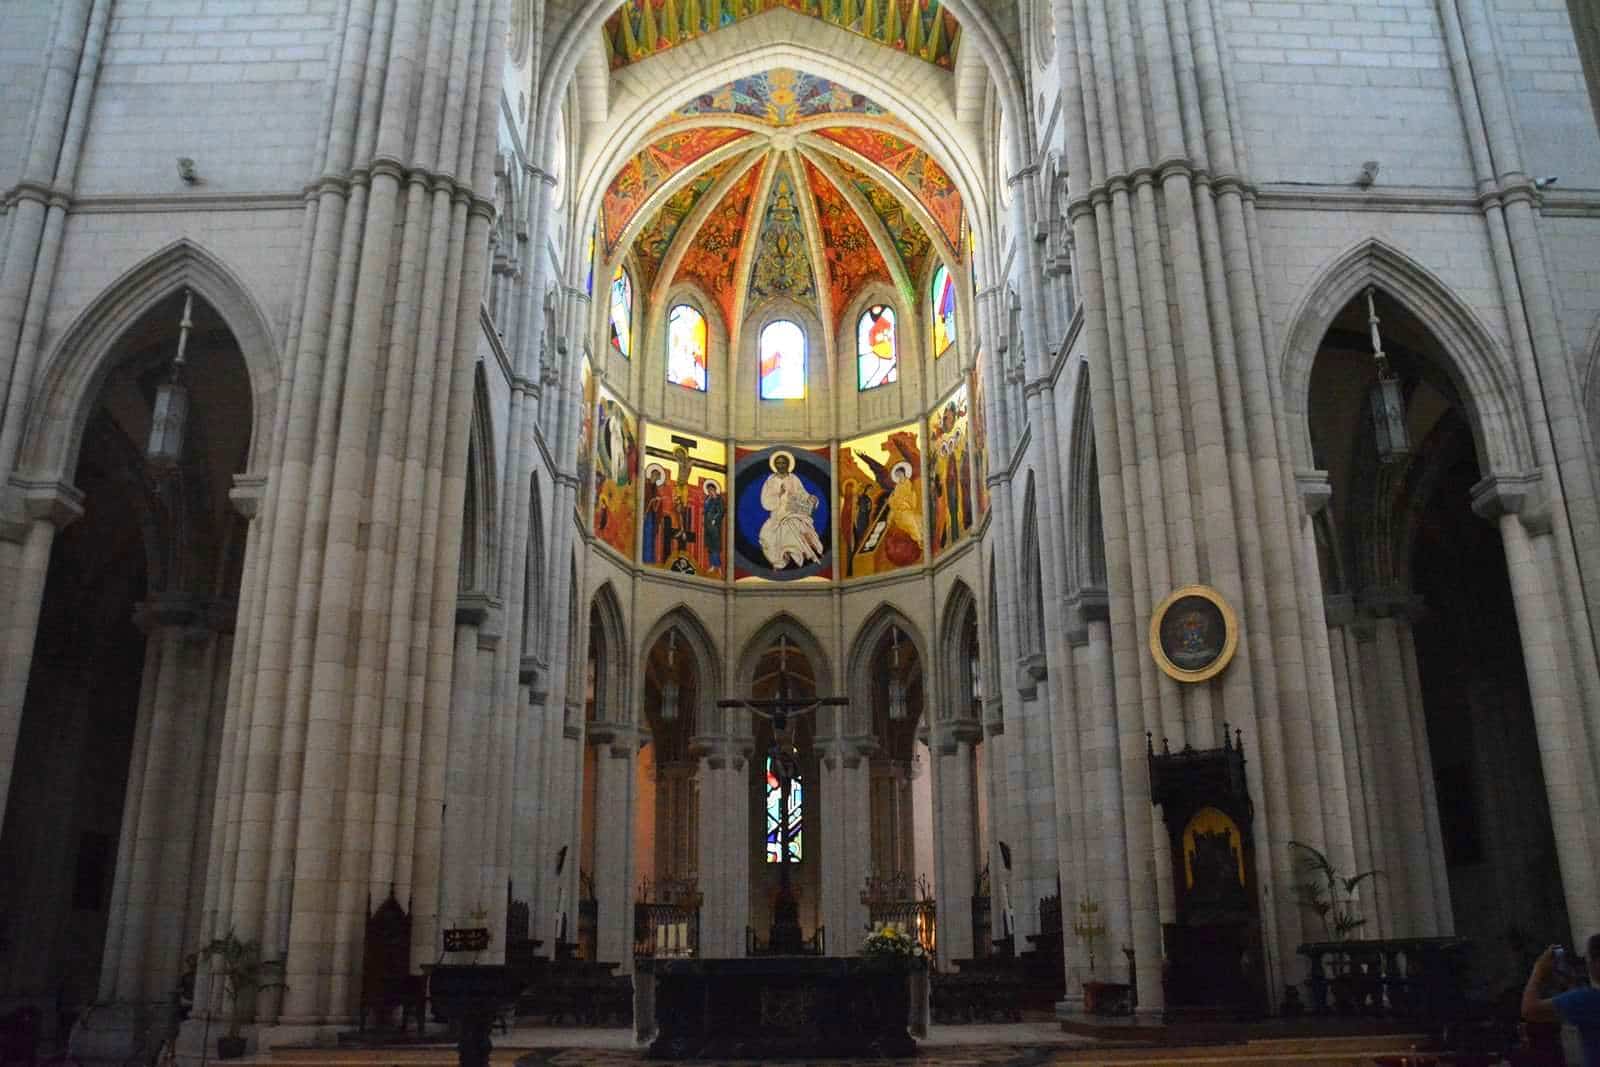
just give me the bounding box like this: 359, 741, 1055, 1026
359, 890, 425, 1034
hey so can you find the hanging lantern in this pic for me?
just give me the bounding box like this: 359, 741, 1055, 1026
1365, 287, 1411, 466
660, 631, 680, 722
887, 628, 908, 721
146, 290, 195, 469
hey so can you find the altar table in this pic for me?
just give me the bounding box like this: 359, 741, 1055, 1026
635, 956, 925, 1060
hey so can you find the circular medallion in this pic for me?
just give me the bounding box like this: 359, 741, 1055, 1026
1149, 585, 1238, 683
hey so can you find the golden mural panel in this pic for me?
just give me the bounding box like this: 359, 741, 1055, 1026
838, 425, 924, 579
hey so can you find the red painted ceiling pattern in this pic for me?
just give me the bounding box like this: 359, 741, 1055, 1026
674, 158, 768, 335
602, 127, 749, 256
814, 125, 963, 252
803, 157, 891, 332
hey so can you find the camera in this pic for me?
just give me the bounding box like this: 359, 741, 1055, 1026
1553, 946, 1578, 979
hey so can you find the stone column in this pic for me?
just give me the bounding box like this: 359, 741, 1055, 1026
86, 595, 231, 1060
441, 594, 503, 934
931, 718, 981, 964
1322, 595, 1390, 936
696, 737, 750, 958
587, 723, 635, 967
0, 481, 83, 831
818, 738, 871, 952
1477, 484, 1600, 941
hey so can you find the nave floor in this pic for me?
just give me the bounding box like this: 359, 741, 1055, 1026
255, 1023, 1430, 1066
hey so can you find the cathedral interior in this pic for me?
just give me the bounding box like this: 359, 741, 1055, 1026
1, 0, 1600, 1061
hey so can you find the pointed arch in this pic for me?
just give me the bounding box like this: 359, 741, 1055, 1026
1018, 470, 1045, 661
522, 475, 547, 662
939, 580, 981, 722
1279, 239, 1535, 479
588, 581, 630, 722
21, 239, 279, 481
985, 550, 1003, 731
845, 604, 929, 734
736, 613, 834, 697
461, 364, 498, 592
639, 604, 725, 733
1067, 364, 1106, 593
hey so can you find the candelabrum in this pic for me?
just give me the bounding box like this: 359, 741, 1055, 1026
1071, 894, 1107, 973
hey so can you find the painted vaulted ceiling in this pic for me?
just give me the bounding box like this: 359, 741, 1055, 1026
600, 70, 964, 341
603, 0, 962, 72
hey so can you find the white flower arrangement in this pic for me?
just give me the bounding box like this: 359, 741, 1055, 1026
862, 924, 926, 959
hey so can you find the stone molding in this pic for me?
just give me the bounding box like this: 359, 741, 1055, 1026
1470, 470, 1551, 534
0, 476, 85, 541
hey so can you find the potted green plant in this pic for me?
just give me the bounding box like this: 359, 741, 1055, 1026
195, 931, 286, 1060
1290, 842, 1380, 1013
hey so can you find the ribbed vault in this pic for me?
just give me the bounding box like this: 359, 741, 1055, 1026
600, 69, 962, 343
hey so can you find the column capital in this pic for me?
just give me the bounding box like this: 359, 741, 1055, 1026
1323, 592, 1357, 629
456, 592, 504, 642
1470, 470, 1550, 533
229, 473, 268, 519
586, 719, 635, 755
1295, 470, 1333, 517
0, 475, 85, 541
1360, 585, 1425, 623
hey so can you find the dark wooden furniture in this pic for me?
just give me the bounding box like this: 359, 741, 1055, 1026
360, 891, 425, 1033
1298, 938, 1472, 1024
1149, 727, 1266, 1019
428, 966, 523, 1067
640, 956, 918, 1059
930, 959, 1025, 1023
514, 958, 631, 1026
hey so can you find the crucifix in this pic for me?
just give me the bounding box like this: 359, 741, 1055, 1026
717, 635, 848, 954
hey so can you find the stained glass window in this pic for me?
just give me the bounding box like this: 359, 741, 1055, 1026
667, 304, 708, 391
585, 233, 596, 296
759, 319, 806, 400
765, 756, 803, 864
609, 265, 632, 358
857, 305, 898, 391
932, 264, 957, 357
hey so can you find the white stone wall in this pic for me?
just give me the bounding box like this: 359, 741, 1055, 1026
1494, 0, 1600, 187
74, 1, 339, 197
1225, 0, 1477, 186
0, 1, 56, 192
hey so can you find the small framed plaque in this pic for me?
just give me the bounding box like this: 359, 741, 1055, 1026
1149, 585, 1238, 683
444, 927, 492, 952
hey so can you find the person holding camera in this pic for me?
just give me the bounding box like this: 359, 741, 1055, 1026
1522, 935, 1600, 1066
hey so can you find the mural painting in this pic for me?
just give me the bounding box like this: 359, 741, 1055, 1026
733, 444, 833, 582
592, 387, 639, 559
675, 160, 765, 335
815, 126, 964, 250
641, 423, 729, 581
601, 126, 748, 255
577, 356, 596, 515
677, 69, 887, 125
928, 383, 984, 556
804, 158, 890, 332
838, 425, 923, 579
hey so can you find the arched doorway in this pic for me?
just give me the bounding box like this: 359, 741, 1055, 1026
1306, 287, 1566, 988
746, 633, 822, 954
634, 626, 702, 954
0, 290, 252, 1039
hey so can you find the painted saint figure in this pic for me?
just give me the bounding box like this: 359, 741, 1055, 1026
759, 451, 825, 570
702, 479, 726, 573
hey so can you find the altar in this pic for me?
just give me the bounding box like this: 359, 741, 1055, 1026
635, 956, 927, 1060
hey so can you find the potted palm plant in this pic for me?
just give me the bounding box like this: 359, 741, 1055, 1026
195, 931, 286, 1059
1290, 842, 1380, 1013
